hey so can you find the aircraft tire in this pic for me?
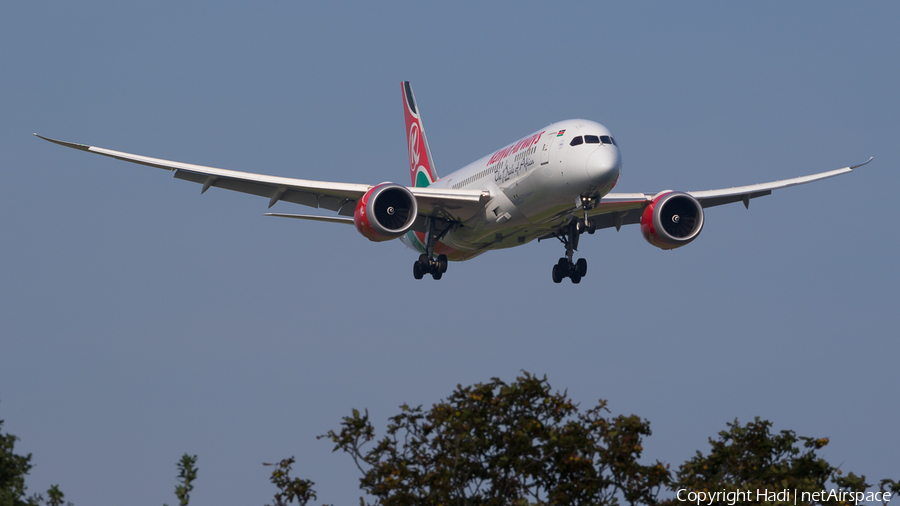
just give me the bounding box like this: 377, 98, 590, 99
576, 258, 587, 277
552, 264, 563, 283
556, 258, 570, 277
413, 261, 424, 280
438, 254, 448, 273
570, 273, 582, 284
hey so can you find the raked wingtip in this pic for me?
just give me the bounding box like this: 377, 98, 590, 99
850, 157, 874, 170
33, 134, 92, 151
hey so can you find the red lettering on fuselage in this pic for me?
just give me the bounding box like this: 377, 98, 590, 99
487, 130, 546, 166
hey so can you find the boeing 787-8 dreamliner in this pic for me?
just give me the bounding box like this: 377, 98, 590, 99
37, 82, 871, 283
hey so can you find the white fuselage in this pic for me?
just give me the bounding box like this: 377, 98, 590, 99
402, 119, 622, 259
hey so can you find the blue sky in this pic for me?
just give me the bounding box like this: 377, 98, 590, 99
2, 3, 898, 505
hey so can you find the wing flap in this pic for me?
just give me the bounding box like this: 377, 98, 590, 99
584, 194, 650, 230
280, 189, 321, 209
589, 208, 643, 231
411, 187, 487, 221
264, 213, 356, 224
695, 190, 771, 209
210, 175, 274, 198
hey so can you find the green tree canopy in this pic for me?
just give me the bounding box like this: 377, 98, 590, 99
0, 406, 70, 506
664, 417, 899, 506
164, 454, 198, 506
311, 372, 896, 506
4, 378, 897, 506
322, 372, 669, 506
0, 415, 32, 506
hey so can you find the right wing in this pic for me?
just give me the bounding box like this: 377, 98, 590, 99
587, 158, 872, 231
35, 134, 489, 228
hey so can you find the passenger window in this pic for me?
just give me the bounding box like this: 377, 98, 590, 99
584, 135, 600, 144
570, 136, 583, 146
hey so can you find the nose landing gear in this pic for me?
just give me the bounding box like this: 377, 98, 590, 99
550, 218, 591, 284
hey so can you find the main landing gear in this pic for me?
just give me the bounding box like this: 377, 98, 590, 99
413, 253, 448, 280
412, 217, 450, 280
551, 217, 594, 284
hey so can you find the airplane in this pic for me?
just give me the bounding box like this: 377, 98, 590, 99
36, 81, 872, 283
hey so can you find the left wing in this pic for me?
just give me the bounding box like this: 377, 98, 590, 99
35, 134, 489, 226
587, 158, 873, 231
687, 158, 872, 208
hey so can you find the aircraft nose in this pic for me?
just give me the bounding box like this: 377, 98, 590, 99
586, 147, 621, 184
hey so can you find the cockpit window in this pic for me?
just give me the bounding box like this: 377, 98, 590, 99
569, 136, 583, 146
584, 135, 600, 144
600, 135, 617, 146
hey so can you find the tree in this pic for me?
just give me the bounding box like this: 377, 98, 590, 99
164, 454, 198, 506
0, 404, 71, 506
24, 486, 69, 506
322, 372, 669, 505
309, 372, 896, 506
0, 414, 32, 506
263, 457, 322, 506
664, 418, 898, 506
5, 379, 898, 506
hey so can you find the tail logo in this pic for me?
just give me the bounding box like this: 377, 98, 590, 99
408, 122, 420, 177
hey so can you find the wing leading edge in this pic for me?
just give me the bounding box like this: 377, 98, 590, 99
35, 134, 488, 227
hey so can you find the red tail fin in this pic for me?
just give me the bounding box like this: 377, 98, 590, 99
402, 81, 438, 187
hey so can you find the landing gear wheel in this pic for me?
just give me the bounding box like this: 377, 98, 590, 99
556, 257, 570, 277
586, 219, 596, 234
414, 254, 429, 280
575, 258, 587, 277
432, 270, 442, 280
570, 273, 582, 284
552, 264, 563, 283
437, 254, 448, 273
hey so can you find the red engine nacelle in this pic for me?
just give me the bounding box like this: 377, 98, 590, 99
640, 191, 704, 250
354, 183, 419, 242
